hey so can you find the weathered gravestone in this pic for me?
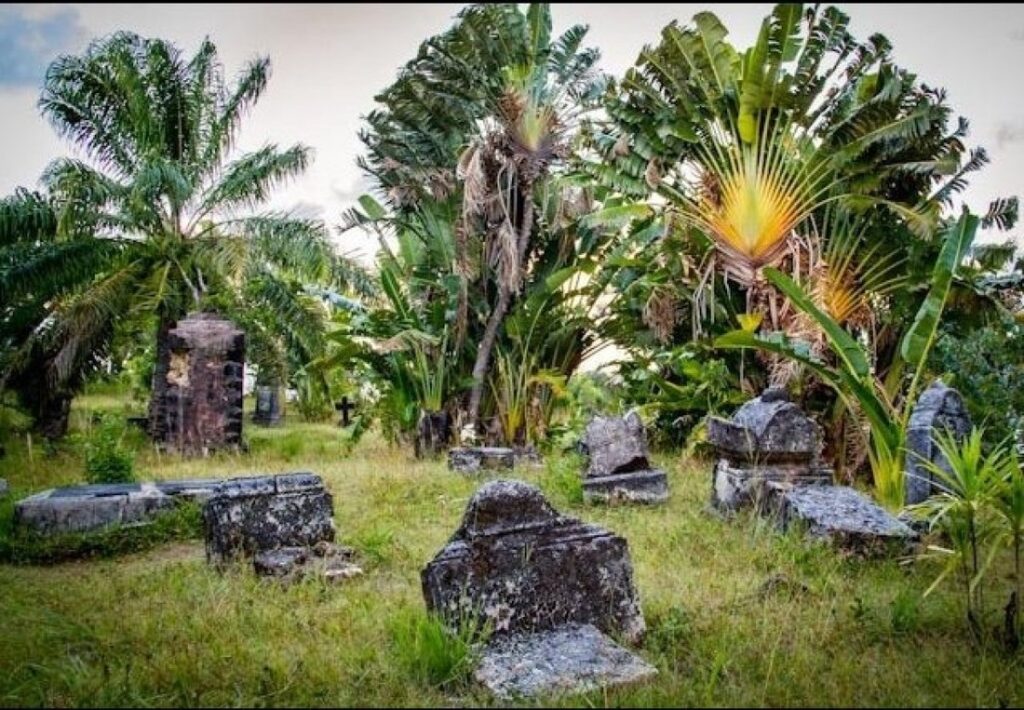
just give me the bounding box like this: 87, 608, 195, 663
763, 483, 916, 554
421, 480, 655, 699
580, 412, 668, 504
708, 387, 832, 511
416, 410, 452, 458
150, 313, 245, 455
905, 380, 972, 505
202, 472, 335, 565
252, 384, 283, 426
448, 446, 515, 473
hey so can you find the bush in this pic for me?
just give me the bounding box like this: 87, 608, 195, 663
84, 415, 135, 484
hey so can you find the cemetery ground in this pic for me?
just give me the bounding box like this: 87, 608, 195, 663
1, 387, 1023, 707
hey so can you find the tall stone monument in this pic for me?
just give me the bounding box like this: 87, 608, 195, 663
150, 312, 245, 455
905, 380, 972, 505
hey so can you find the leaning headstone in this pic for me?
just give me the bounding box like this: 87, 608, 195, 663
421, 480, 653, 698
905, 380, 972, 505
708, 387, 831, 512
422, 480, 646, 640
252, 384, 283, 426
202, 472, 335, 565
474, 623, 657, 701
764, 483, 916, 554
150, 312, 245, 455
580, 412, 668, 504
448, 447, 515, 474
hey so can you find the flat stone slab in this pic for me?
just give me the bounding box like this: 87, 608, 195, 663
203, 472, 335, 564
422, 480, 646, 643
582, 469, 668, 505
765, 484, 916, 552
448, 447, 515, 474
475, 624, 657, 700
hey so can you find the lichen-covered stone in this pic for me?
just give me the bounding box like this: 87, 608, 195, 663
253, 541, 362, 583
421, 480, 646, 643
14, 483, 176, 536
905, 380, 972, 504
764, 483, 916, 553
151, 312, 245, 455
474, 624, 657, 700
448, 447, 515, 474
708, 389, 831, 511
202, 472, 335, 564
580, 412, 668, 505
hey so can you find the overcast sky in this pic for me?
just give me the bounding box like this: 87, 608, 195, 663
2, 3, 1023, 261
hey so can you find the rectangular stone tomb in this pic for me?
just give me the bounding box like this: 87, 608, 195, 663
422, 480, 646, 643
203, 472, 335, 564
448, 447, 515, 474
763, 483, 916, 553
711, 460, 831, 513
474, 623, 657, 700
580, 413, 669, 505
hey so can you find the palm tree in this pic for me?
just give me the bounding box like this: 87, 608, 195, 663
359, 3, 606, 436
23, 32, 355, 435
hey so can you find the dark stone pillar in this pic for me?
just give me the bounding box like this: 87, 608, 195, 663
151, 312, 245, 455
253, 384, 283, 426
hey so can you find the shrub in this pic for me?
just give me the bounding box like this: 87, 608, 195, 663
84, 415, 135, 484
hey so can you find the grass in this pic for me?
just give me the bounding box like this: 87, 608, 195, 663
0, 389, 1023, 706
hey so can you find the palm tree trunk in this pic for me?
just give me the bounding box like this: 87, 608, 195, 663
147, 316, 176, 441
466, 187, 534, 433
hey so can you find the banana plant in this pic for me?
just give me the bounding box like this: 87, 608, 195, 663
716, 211, 980, 509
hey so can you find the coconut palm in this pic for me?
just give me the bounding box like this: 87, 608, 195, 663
359, 3, 606, 436
20, 32, 359, 434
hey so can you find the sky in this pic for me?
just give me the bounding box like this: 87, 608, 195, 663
1, 3, 1023, 263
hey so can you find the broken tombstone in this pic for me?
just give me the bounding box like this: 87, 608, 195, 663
421, 479, 655, 699
905, 380, 972, 505
253, 540, 363, 584
580, 412, 668, 504
762, 482, 917, 554
708, 387, 832, 512
149, 312, 246, 455
202, 472, 335, 565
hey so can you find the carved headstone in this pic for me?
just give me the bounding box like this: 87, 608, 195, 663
202, 472, 335, 565
421, 479, 646, 643
708, 387, 832, 511
905, 380, 972, 505
151, 313, 245, 455
580, 412, 669, 504
252, 384, 283, 426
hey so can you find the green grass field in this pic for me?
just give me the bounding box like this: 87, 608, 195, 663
1, 389, 1022, 707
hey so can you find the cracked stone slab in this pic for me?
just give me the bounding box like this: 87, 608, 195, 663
765, 483, 916, 552
474, 624, 657, 700
253, 542, 362, 584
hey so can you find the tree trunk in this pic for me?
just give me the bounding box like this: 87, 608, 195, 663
147, 316, 176, 441
466, 187, 534, 433
35, 388, 72, 441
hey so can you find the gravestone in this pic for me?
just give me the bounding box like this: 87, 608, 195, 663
708, 387, 832, 511
335, 397, 356, 427
252, 384, 283, 427
150, 313, 245, 455
422, 479, 646, 641
202, 472, 335, 565
415, 409, 451, 458
448, 447, 515, 473
905, 380, 972, 505
253, 540, 363, 584
763, 483, 916, 554
421, 480, 653, 698
580, 412, 668, 504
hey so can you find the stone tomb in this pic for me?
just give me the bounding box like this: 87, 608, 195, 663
151, 312, 245, 455
15, 479, 228, 536
905, 380, 972, 505
708, 387, 832, 511
447, 446, 542, 474
580, 412, 668, 504
421, 480, 655, 699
